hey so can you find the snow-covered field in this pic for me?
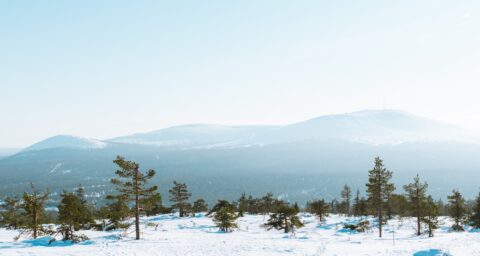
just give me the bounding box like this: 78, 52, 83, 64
0, 214, 479, 256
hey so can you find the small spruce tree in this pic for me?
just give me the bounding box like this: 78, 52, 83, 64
192, 198, 209, 213
209, 200, 238, 232
421, 195, 440, 237
447, 189, 466, 231
21, 184, 49, 239
340, 184, 352, 216
57, 191, 92, 242
169, 181, 191, 217
0, 196, 23, 229
470, 192, 480, 228
306, 199, 329, 224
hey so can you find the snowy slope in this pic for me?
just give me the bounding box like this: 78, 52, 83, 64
0, 214, 478, 255
107, 110, 477, 148
109, 124, 278, 148
255, 109, 475, 145
22, 135, 108, 152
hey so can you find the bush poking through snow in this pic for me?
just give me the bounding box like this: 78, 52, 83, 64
265, 202, 304, 234
343, 220, 370, 232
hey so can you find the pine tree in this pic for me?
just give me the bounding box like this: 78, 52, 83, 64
421, 195, 440, 237
306, 199, 329, 224
57, 191, 92, 242
209, 200, 238, 232
265, 202, 304, 234
470, 192, 480, 228
340, 184, 352, 215
169, 181, 191, 217
447, 189, 466, 231
141, 193, 163, 217
237, 193, 248, 217
0, 196, 23, 229
21, 184, 49, 239
101, 194, 131, 230
366, 157, 395, 237
352, 189, 362, 217
403, 174, 428, 236
260, 192, 276, 215
110, 155, 158, 240
192, 198, 208, 213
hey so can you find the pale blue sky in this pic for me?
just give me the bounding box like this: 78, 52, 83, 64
1, 1, 480, 147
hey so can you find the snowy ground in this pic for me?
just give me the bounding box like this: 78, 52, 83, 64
0, 213, 479, 256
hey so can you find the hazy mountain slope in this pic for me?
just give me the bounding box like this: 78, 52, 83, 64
255, 110, 473, 145
2, 109, 480, 204
22, 135, 109, 152
2, 139, 480, 204
109, 124, 278, 148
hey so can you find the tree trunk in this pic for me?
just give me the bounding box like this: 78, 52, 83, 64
33, 204, 38, 239
416, 189, 421, 236
379, 207, 383, 238
134, 167, 140, 240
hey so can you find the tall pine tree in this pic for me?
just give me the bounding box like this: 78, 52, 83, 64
366, 157, 395, 237
110, 156, 159, 240
403, 174, 428, 236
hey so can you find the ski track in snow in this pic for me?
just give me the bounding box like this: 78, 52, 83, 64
0, 214, 478, 255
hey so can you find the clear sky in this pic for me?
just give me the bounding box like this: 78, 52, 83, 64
1, 0, 480, 148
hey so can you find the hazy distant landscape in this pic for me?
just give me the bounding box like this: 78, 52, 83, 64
2, 110, 480, 205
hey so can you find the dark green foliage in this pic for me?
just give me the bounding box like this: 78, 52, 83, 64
403, 174, 428, 236
57, 190, 93, 242
343, 220, 370, 232
110, 156, 158, 240
192, 198, 208, 213
366, 157, 395, 237
265, 202, 304, 234
237, 193, 248, 217
447, 189, 466, 231
470, 192, 480, 228
421, 195, 440, 237
141, 193, 163, 216
234, 192, 281, 215
21, 183, 49, 239
352, 189, 368, 217
339, 184, 352, 215
388, 194, 409, 217
306, 199, 329, 223
209, 200, 238, 232
169, 181, 191, 217
0, 196, 24, 229
98, 194, 131, 231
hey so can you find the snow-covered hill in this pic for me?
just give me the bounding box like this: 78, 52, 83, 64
0, 213, 476, 255
108, 124, 278, 148
107, 109, 477, 148
22, 135, 108, 152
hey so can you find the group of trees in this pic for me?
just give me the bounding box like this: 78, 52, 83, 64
2, 155, 480, 241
